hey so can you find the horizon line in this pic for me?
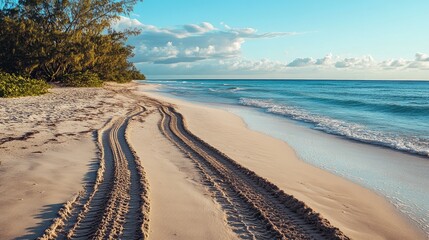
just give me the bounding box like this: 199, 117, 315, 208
143, 77, 429, 82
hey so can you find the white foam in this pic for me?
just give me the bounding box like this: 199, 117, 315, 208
239, 98, 429, 157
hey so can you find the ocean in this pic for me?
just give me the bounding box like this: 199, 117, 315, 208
143, 79, 429, 236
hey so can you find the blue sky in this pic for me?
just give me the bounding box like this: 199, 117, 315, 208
116, 0, 429, 79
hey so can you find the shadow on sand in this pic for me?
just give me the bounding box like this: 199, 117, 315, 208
15, 203, 63, 240
15, 131, 100, 239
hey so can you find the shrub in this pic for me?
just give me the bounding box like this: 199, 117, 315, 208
0, 0, 143, 82
63, 72, 103, 87
0, 72, 50, 98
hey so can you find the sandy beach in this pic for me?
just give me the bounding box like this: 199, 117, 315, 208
0, 82, 425, 239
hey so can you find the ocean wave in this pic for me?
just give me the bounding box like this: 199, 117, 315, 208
167, 86, 194, 90
239, 98, 429, 157
302, 96, 429, 116
148, 80, 177, 83
209, 87, 244, 93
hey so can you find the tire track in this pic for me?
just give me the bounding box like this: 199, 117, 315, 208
158, 105, 350, 240
37, 87, 349, 240
38, 107, 149, 240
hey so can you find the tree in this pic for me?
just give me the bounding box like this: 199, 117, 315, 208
0, 0, 145, 83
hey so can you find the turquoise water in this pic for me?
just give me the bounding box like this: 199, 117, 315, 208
143, 79, 429, 236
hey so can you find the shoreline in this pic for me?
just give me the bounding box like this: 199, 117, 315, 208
139, 83, 426, 239
0, 83, 426, 239
228, 103, 429, 235
146, 80, 429, 159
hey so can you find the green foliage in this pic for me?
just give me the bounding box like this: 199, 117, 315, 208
0, 0, 145, 84
63, 72, 103, 87
0, 72, 50, 97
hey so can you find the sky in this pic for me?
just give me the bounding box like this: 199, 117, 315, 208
115, 0, 429, 79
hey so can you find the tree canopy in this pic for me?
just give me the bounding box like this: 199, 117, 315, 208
0, 0, 145, 84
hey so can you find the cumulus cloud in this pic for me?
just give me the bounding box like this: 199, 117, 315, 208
287, 54, 339, 67
183, 22, 215, 33
112, 17, 428, 78
407, 53, 429, 70
111, 16, 145, 30
315, 53, 334, 65
136, 58, 288, 76
221, 58, 287, 72
285, 54, 378, 69
380, 59, 408, 69
285, 54, 429, 71
334, 56, 376, 69
378, 54, 429, 70
112, 16, 298, 64
415, 52, 429, 62
407, 61, 429, 70
136, 54, 429, 80
287, 57, 315, 67
136, 53, 429, 79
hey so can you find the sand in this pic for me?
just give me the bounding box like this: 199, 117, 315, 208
0, 86, 136, 238
0, 82, 426, 239
129, 112, 237, 239
0, 84, 237, 239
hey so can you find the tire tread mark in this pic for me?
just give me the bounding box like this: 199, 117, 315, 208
159, 105, 349, 240
37, 107, 150, 240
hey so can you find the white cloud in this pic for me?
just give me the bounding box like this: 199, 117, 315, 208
407, 53, 429, 70
112, 17, 428, 79
183, 22, 215, 33
134, 42, 179, 63
415, 52, 429, 62
315, 54, 334, 65
334, 56, 376, 69
136, 54, 429, 79
287, 57, 315, 67
380, 59, 408, 69
112, 16, 298, 65
139, 53, 429, 78
286, 54, 429, 71
111, 16, 145, 30
221, 58, 287, 72
407, 61, 429, 70
285, 55, 377, 69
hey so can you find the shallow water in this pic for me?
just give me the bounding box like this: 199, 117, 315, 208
230, 106, 429, 236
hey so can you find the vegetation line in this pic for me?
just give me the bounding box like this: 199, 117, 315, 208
0, 0, 145, 97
